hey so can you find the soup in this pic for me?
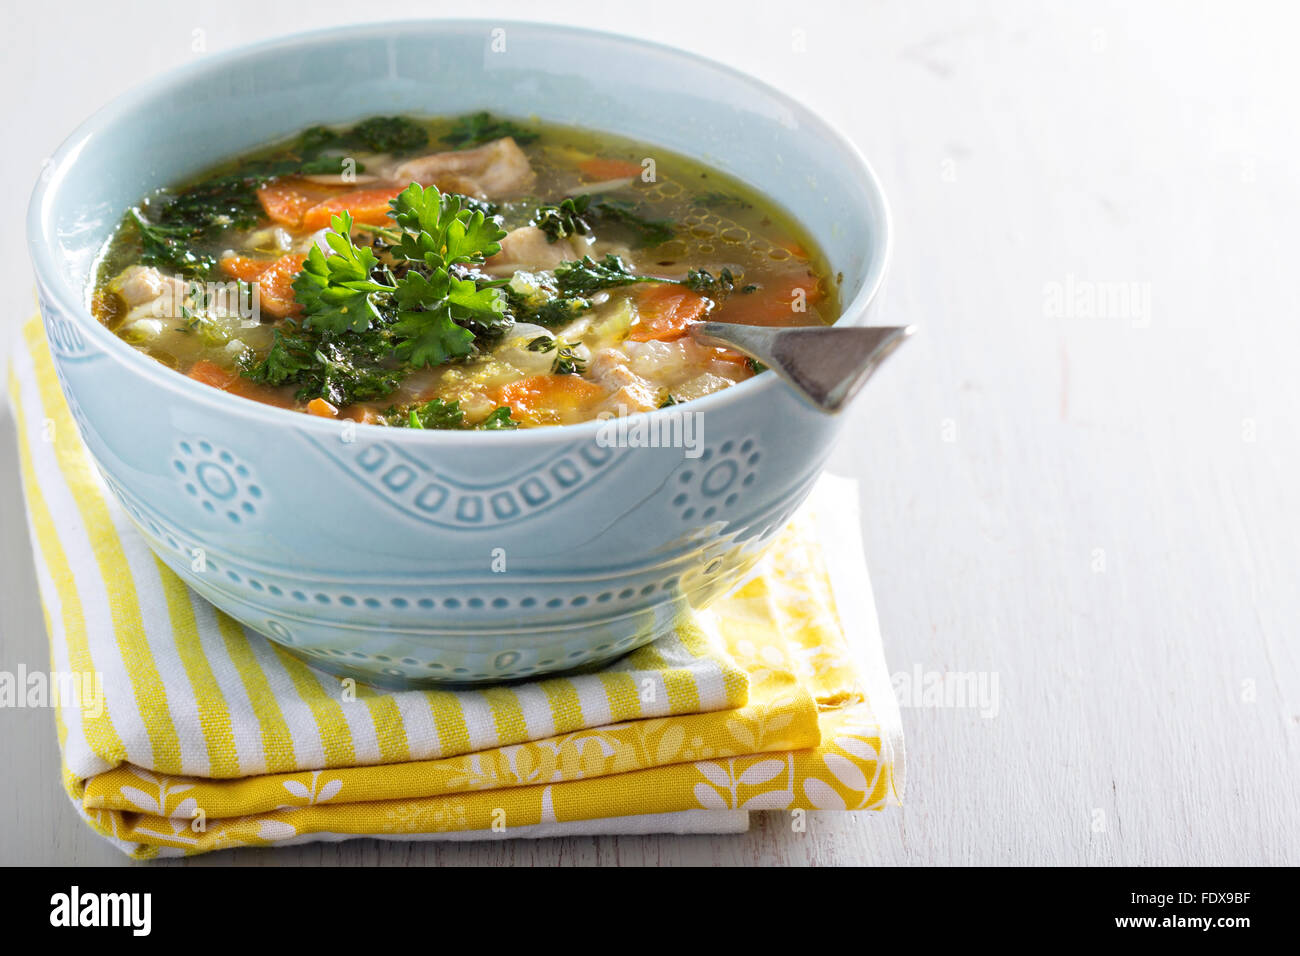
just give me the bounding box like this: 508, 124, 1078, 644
91, 114, 838, 429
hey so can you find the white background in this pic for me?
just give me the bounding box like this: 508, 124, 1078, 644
1, 0, 1297, 865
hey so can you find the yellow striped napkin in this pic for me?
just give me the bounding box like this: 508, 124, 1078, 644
8, 316, 903, 857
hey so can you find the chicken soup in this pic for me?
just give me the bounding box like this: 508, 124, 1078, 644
91, 114, 838, 429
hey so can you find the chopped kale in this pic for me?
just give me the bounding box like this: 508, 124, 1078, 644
532, 194, 675, 248
348, 116, 429, 154
552, 254, 658, 297
129, 210, 217, 277
682, 267, 736, 297
504, 288, 592, 328
553, 254, 732, 301
587, 198, 676, 247
296, 156, 367, 175
442, 112, 540, 149
294, 116, 429, 159
241, 322, 404, 407
396, 398, 518, 431
404, 397, 466, 429
532, 195, 592, 243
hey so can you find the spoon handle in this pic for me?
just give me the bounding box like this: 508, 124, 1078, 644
691, 322, 915, 412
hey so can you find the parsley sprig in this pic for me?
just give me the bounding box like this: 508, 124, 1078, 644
243, 182, 509, 404
290, 184, 507, 369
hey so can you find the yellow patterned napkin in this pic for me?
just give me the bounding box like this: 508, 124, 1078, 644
8, 316, 903, 857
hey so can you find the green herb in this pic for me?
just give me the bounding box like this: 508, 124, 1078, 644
242, 329, 314, 385
552, 254, 661, 297
241, 323, 404, 406
242, 182, 510, 404
659, 394, 680, 408
387, 184, 506, 269
296, 156, 367, 175
129, 210, 217, 277
128, 159, 295, 277
682, 267, 736, 297
405, 397, 466, 429
349, 116, 429, 154
553, 254, 734, 301
384, 183, 509, 365
442, 112, 540, 149
506, 291, 592, 328
477, 406, 518, 429
524, 334, 586, 375
531, 194, 675, 247
292, 211, 394, 334
398, 398, 518, 431
588, 198, 676, 247
746, 357, 768, 375
532, 195, 592, 243
295, 116, 429, 158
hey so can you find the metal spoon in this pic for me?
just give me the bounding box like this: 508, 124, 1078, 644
690, 322, 915, 413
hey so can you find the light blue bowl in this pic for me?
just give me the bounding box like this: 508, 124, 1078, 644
27, 20, 892, 686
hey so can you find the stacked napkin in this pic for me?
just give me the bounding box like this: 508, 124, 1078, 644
7, 317, 903, 857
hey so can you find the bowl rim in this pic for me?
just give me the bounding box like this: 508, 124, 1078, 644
27, 17, 893, 448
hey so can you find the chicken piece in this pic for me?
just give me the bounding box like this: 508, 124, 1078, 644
483, 226, 581, 277
588, 348, 659, 413
109, 265, 193, 328
388, 137, 535, 200
111, 265, 186, 311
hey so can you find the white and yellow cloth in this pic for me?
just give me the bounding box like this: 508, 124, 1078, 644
8, 317, 904, 857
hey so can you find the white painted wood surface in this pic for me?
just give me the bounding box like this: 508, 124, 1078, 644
1, 0, 1296, 866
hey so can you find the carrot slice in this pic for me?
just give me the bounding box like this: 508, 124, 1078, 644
187, 359, 238, 390
187, 360, 293, 409
629, 283, 711, 342
251, 253, 306, 320
219, 255, 275, 282
493, 375, 606, 422
300, 186, 405, 231
257, 180, 343, 228
707, 346, 752, 367
713, 270, 826, 328
307, 397, 339, 418
579, 157, 644, 180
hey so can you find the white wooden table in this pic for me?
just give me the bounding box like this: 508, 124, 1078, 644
2, 0, 1296, 866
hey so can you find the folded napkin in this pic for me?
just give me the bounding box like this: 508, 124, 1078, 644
8, 316, 903, 857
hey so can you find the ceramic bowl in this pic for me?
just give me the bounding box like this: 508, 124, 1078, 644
27, 20, 892, 686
